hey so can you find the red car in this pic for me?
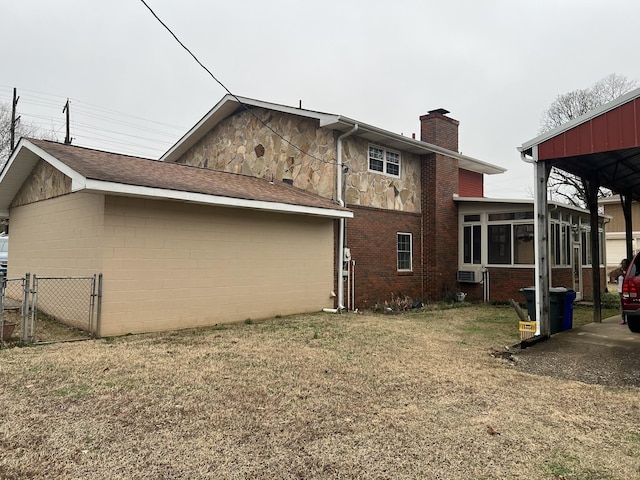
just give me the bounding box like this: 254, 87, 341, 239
621, 253, 640, 333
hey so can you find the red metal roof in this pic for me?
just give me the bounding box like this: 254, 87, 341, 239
537, 97, 640, 160
519, 88, 640, 200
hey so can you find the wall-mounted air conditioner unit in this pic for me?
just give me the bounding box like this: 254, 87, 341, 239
456, 266, 484, 284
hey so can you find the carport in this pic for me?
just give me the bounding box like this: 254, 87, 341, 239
519, 87, 640, 337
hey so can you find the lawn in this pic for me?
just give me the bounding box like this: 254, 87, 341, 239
0, 303, 637, 479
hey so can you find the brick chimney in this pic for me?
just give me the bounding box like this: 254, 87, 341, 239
419, 108, 460, 301
420, 108, 459, 152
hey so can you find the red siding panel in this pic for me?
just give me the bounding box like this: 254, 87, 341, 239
620, 100, 639, 148
592, 114, 609, 152
538, 97, 640, 160
458, 169, 483, 197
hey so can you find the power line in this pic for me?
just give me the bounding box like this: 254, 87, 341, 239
138, 0, 339, 167
0, 89, 182, 158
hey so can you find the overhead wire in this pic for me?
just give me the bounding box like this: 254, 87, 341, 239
0, 86, 182, 157
138, 0, 339, 167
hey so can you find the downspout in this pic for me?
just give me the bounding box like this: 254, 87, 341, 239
521, 147, 550, 338
336, 124, 358, 310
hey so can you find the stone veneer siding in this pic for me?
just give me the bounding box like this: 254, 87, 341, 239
174, 108, 421, 213
11, 159, 72, 208
343, 136, 421, 213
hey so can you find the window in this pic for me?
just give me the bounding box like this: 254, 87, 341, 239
463, 224, 481, 264
550, 218, 572, 266
581, 225, 605, 266
488, 224, 511, 264
397, 233, 412, 271
513, 224, 534, 264
369, 145, 401, 177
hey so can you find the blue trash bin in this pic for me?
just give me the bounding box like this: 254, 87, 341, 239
562, 290, 576, 331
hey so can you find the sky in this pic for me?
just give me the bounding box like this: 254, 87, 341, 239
2, 0, 640, 198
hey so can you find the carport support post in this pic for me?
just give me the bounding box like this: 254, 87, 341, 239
534, 158, 551, 337
584, 175, 602, 323
621, 193, 633, 261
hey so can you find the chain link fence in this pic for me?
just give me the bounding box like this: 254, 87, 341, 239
1, 273, 102, 346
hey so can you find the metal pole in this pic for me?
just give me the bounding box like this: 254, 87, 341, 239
89, 274, 96, 335
29, 275, 37, 343
351, 260, 356, 311
21, 273, 30, 344
96, 273, 103, 338
0, 276, 5, 348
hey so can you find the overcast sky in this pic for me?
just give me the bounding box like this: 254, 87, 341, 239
2, 0, 639, 198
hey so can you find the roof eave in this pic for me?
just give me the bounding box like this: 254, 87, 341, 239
83, 179, 353, 219
0, 139, 88, 217
321, 117, 506, 175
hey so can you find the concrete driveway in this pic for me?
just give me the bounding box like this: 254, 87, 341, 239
514, 315, 640, 387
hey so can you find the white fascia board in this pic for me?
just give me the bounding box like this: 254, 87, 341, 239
22, 140, 87, 188
83, 179, 353, 219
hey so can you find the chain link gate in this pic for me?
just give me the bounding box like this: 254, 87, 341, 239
1, 273, 102, 346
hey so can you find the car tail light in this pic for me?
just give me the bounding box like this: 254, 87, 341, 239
623, 279, 637, 298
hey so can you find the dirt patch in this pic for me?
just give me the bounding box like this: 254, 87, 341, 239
0, 306, 638, 479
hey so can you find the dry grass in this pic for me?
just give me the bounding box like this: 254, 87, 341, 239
1, 304, 638, 479
1, 309, 91, 346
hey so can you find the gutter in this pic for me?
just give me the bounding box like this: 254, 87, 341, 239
336, 125, 358, 310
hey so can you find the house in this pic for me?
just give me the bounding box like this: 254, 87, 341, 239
0, 95, 608, 336
161, 95, 507, 307
599, 195, 639, 277
0, 138, 351, 336
162, 95, 606, 305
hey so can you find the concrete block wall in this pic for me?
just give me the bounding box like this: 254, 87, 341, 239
100, 196, 336, 335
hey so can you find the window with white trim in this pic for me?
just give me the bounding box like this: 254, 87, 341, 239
463, 219, 481, 265
550, 215, 572, 266
397, 233, 412, 271
369, 145, 400, 177
581, 224, 605, 266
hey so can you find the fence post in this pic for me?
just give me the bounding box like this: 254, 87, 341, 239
0, 275, 5, 348
21, 273, 30, 344
89, 274, 96, 335
95, 273, 103, 338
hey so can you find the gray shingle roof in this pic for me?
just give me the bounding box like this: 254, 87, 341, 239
29, 139, 348, 214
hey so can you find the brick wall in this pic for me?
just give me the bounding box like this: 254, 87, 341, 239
582, 267, 608, 297
345, 205, 422, 308
461, 266, 607, 303
482, 268, 534, 303
421, 152, 459, 299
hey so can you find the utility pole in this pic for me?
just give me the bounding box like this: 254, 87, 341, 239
10, 88, 20, 151
63, 99, 72, 145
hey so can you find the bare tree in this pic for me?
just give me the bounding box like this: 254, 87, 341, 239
539, 74, 638, 207
0, 101, 57, 169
